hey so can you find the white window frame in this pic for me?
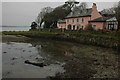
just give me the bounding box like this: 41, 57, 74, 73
92, 25, 96, 30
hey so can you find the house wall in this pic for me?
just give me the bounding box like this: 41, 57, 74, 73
57, 23, 66, 29
90, 3, 102, 20
65, 17, 91, 30
57, 3, 103, 30
89, 22, 105, 30
64, 3, 102, 30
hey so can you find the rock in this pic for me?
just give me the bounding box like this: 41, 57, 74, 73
11, 63, 15, 65
11, 57, 18, 60
3, 52, 7, 54
23, 50, 25, 52
35, 56, 43, 60
35, 57, 39, 59
94, 62, 100, 65
93, 59, 98, 62
92, 53, 97, 56
24, 60, 47, 67
29, 51, 32, 52
55, 61, 60, 64
29, 55, 33, 57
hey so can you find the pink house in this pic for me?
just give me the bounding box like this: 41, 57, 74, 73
57, 3, 118, 30
57, 3, 102, 30
89, 17, 118, 30
57, 20, 66, 29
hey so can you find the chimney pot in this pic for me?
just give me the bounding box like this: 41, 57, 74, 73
92, 3, 97, 9
93, 3, 96, 6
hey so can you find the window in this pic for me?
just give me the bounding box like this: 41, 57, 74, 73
107, 21, 116, 30
72, 19, 74, 23
77, 26, 79, 30
67, 20, 69, 23
92, 25, 96, 30
76, 19, 79, 22
81, 18, 84, 23
68, 25, 72, 30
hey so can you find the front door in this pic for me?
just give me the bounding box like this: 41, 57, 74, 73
73, 25, 75, 30
68, 25, 72, 30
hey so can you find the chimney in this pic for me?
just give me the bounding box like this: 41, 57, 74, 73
92, 3, 97, 10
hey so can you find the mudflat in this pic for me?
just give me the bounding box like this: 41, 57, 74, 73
1, 34, 119, 78
2, 34, 30, 42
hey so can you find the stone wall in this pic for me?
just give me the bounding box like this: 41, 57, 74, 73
24, 33, 120, 51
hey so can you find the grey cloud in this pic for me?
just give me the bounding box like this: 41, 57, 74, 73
2, 2, 116, 26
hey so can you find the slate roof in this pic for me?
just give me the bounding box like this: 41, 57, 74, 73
89, 17, 112, 22
66, 8, 92, 18
106, 17, 117, 22
58, 20, 66, 23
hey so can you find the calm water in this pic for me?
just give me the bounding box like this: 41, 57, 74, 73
2, 39, 119, 78
1, 26, 30, 31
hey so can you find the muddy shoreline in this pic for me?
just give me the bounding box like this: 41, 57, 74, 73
2, 34, 120, 78
2, 34, 30, 42
2, 33, 120, 51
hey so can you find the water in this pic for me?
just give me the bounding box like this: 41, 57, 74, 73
2, 41, 65, 78
1, 26, 30, 31
2, 38, 119, 78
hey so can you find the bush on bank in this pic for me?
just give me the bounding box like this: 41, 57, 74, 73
2, 30, 120, 41
2, 30, 120, 50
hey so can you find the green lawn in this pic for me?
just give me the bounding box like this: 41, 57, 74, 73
65, 31, 120, 40
2, 31, 58, 34
2, 31, 120, 40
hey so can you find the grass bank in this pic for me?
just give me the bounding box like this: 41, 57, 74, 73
2, 31, 120, 40
2, 31, 120, 50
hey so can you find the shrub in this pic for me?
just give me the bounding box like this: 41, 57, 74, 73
84, 24, 94, 31
30, 22, 37, 30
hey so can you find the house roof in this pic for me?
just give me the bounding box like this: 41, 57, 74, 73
58, 20, 66, 23
106, 17, 117, 22
89, 17, 117, 22
89, 17, 111, 22
65, 8, 92, 18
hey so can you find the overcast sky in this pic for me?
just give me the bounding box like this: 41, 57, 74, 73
2, 1, 117, 26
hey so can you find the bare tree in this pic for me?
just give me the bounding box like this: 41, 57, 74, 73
79, 2, 87, 9
65, 0, 79, 10
114, 1, 120, 30
100, 8, 115, 17
36, 7, 53, 28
